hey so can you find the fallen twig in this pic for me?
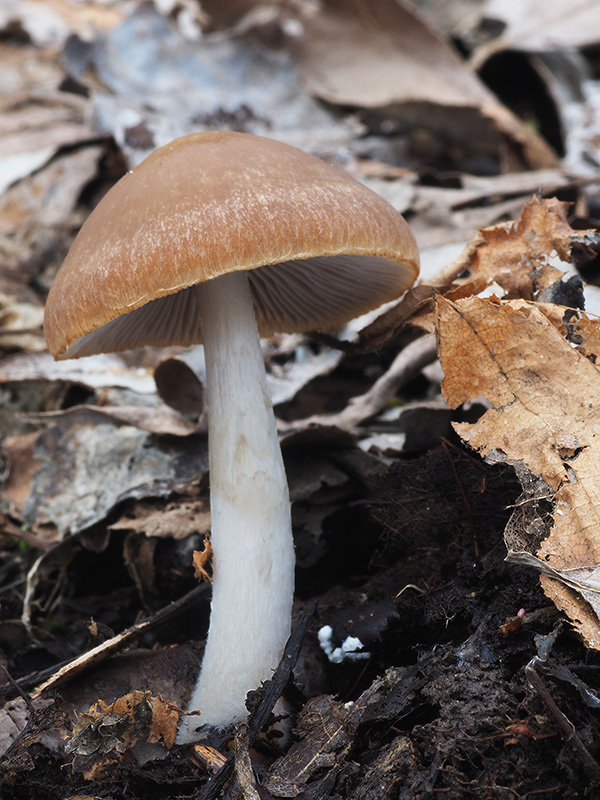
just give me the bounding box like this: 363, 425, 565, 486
27, 583, 210, 700
526, 656, 600, 786
284, 335, 438, 432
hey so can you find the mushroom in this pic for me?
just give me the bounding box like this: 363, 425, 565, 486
44, 131, 419, 742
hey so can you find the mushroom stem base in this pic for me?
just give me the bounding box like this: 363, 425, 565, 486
177, 270, 294, 742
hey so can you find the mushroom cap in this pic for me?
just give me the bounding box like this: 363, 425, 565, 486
44, 131, 419, 359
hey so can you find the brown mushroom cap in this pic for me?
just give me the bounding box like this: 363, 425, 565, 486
44, 131, 419, 359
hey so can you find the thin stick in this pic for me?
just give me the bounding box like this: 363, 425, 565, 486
526, 657, 600, 786
27, 583, 210, 700
284, 335, 438, 432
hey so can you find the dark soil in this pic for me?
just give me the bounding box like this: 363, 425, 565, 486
2, 440, 600, 799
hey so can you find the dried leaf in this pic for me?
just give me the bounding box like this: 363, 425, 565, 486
0, 696, 60, 759
0, 298, 44, 331
534, 302, 600, 361
0, 146, 102, 308
436, 294, 600, 646
2, 433, 40, 513
374, 197, 586, 342
86, 2, 358, 167
0, 351, 157, 395
507, 552, 600, 648
20, 422, 208, 538
291, 0, 557, 170
450, 197, 578, 298
438, 296, 600, 493
109, 500, 211, 540
357, 285, 435, 351
24, 404, 200, 437
154, 357, 204, 418
0, 144, 100, 235
67, 690, 179, 776
471, 0, 600, 65
0, 93, 92, 193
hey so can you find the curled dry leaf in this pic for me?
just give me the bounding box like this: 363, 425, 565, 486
290, 0, 558, 170
535, 302, 600, 361
154, 357, 205, 418
363, 197, 584, 346
357, 285, 435, 351
428, 195, 582, 302
436, 294, 600, 647
454, 197, 570, 296
67, 690, 179, 777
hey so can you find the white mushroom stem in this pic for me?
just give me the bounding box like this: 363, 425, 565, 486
177, 270, 294, 742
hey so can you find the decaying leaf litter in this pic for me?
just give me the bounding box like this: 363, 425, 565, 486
3, 0, 600, 796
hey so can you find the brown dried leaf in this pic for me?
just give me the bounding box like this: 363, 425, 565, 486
109, 500, 211, 540
410, 277, 493, 335
436, 294, 600, 646
534, 302, 600, 362
357, 285, 435, 350
366, 198, 584, 347
291, 0, 557, 170
443, 197, 586, 295
58, 645, 201, 727
438, 296, 600, 493
68, 690, 179, 777
450, 196, 575, 298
